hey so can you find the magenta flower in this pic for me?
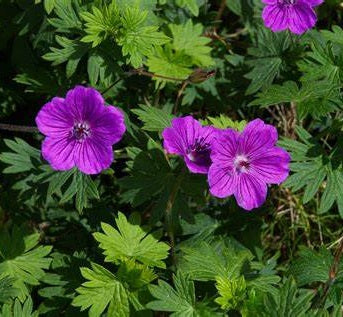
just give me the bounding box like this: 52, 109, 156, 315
262, 0, 323, 35
162, 116, 217, 174
208, 119, 290, 210
36, 86, 126, 175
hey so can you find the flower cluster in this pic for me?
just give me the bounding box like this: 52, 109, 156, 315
36, 86, 290, 211
162, 117, 290, 210
261, 0, 323, 35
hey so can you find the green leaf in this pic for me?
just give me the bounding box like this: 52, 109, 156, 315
117, 7, 170, 68
72, 263, 129, 317
0, 275, 19, 304
147, 271, 197, 316
169, 19, 213, 67
43, 36, 88, 77
48, 0, 83, 32
280, 127, 343, 215
290, 246, 342, 286
181, 240, 253, 281
250, 81, 341, 119
215, 275, 247, 311
93, 212, 170, 268
44, 0, 56, 14
0, 226, 52, 300
261, 278, 314, 317
131, 104, 174, 132
202, 115, 246, 131
245, 28, 291, 95
146, 45, 193, 86
80, 3, 120, 47
0, 138, 41, 174
0, 297, 38, 317
175, 0, 199, 16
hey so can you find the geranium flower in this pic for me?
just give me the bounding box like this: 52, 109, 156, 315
262, 0, 323, 35
36, 86, 126, 174
208, 119, 290, 210
162, 116, 217, 174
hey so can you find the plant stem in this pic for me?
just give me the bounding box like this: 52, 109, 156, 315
165, 168, 185, 264
0, 123, 39, 133
315, 235, 343, 307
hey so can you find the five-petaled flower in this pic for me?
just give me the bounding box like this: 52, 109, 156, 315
162, 116, 217, 174
36, 85, 126, 175
262, 0, 323, 35
208, 119, 290, 210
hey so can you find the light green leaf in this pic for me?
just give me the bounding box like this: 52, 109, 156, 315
72, 263, 129, 317
93, 212, 170, 268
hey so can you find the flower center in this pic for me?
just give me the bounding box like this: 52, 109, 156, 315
278, 0, 296, 5
187, 137, 211, 166
234, 155, 250, 174
73, 122, 91, 140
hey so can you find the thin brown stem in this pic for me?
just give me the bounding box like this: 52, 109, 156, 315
316, 236, 343, 307
0, 123, 39, 133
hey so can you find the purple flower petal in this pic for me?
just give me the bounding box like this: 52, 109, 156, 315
262, 5, 289, 32
74, 139, 113, 175
208, 164, 237, 198
91, 106, 126, 145
162, 116, 201, 156
36, 97, 74, 138
289, 4, 316, 34
234, 174, 267, 211
251, 147, 291, 184
238, 119, 278, 159
211, 129, 239, 163
42, 136, 76, 171
65, 85, 105, 122
299, 0, 323, 7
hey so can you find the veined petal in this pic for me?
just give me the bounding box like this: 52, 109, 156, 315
262, 5, 289, 32
238, 119, 278, 158
162, 116, 201, 155
65, 86, 105, 122
36, 97, 74, 138
234, 174, 267, 211
208, 164, 237, 198
299, 0, 323, 7
91, 106, 126, 145
262, 0, 278, 4
211, 129, 239, 163
289, 4, 316, 34
250, 147, 291, 184
42, 136, 76, 171
74, 139, 114, 175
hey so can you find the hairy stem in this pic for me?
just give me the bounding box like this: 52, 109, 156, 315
0, 123, 39, 133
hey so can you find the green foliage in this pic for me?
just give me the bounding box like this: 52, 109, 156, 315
0, 276, 19, 304
279, 127, 343, 216
131, 104, 174, 132
290, 246, 343, 286
0, 227, 52, 300
93, 212, 170, 268
72, 263, 129, 317
118, 7, 170, 68
81, 3, 120, 47
245, 28, 292, 95
260, 278, 314, 317
250, 81, 341, 119
0, 297, 38, 317
215, 275, 247, 310
201, 115, 247, 131
147, 271, 214, 316
175, 0, 200, 16
0, 138, 99, 212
